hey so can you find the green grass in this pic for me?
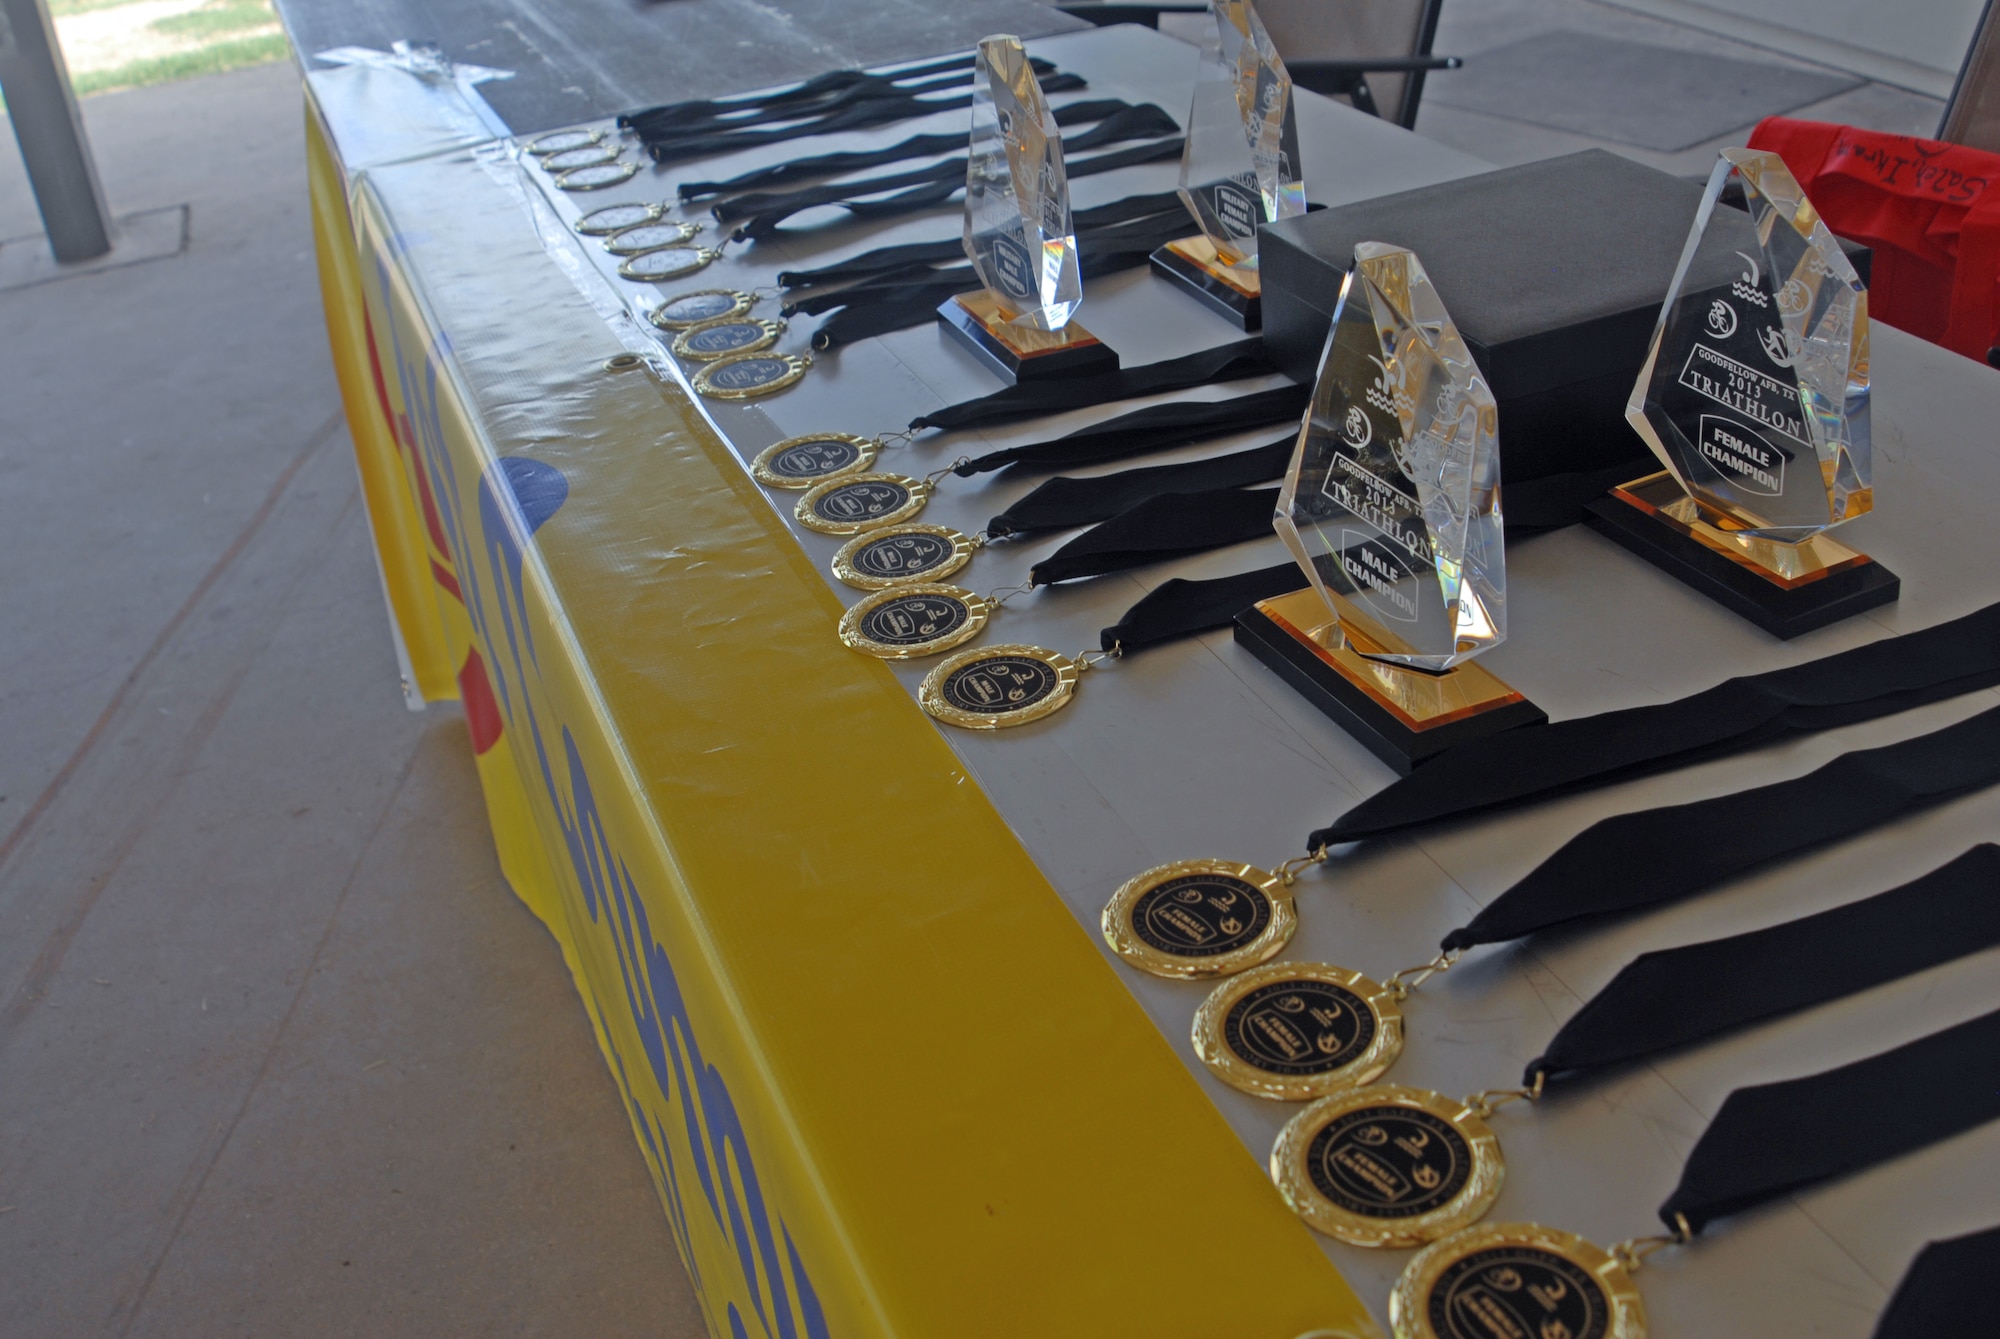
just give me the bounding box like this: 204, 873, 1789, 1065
152, 0, 275, 40
70, 30, 290, 98
49, 0, 153, 15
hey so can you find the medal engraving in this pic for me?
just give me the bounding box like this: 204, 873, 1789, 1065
555, 161, 641, 191
544, 143, 620, 171
1194, 961, 1402, 1100
755, 434, 875, 489
693, 352, 809, 399
605, 220, 699, 255
919, 645, 1081, 730
1393, 1223, 1647, 1339
1225, 979, 1375, 1075
618, 246, 719, 282
831, 524, 974, 589
1103, 861, 1295, 979
1273, 1087, 1502, 1248
838, 585, 989, 659
575, 202, 663, 235
651, 289, 754, 329
796, 473, 927, 534
528, 128, 605, 156
673, 319, 782, 361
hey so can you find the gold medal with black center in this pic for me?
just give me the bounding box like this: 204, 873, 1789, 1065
831, 524, 976, 588
1192, 961, 1403, 1101
1392, 1222, 1647, 1339
1101, 859, 1296, 979
920, 645, 1080, 730
796, 472, 929, 534
1272, 1086, 1503, 1248
837, 584, 991, 659
527, 127, 606, 157
604, 220, 701, 255
692, 352, 811, 399
651, 288, 757, 329
555, 161, 640, 192
543, 143, 621, 172
575, 201, 664, 236
618, 246, 721, 282
753, 433, 879, 489
672, 318, 786, 361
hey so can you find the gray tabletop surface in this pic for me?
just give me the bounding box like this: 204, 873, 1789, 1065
310, 18, 2000, 1338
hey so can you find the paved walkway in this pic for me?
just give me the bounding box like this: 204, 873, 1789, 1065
0, 62, 702, 1339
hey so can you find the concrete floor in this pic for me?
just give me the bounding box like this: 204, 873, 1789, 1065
0, 6, 1963, 1337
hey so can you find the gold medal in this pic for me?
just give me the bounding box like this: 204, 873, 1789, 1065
526, 127, 606, 156
692, 351, 811, 399
1271, 1085, 1503, 1248
672, 318, 786, 361
796, 472, 929, 534
920, 645, 1083, 730
604, 219, 702, 255
1101, 859, 1296, 979
652, 288, 757, 330
618, 246, 721, 282
555, 160, 641, 192
543, 143, 621, 172
575, 201, 664, 235
1192, 961, 1403, 1101
1391, 1222, 1647, 1339
754, 433, 879, 489
837, 584, 992, 659
831, 524, 977, 588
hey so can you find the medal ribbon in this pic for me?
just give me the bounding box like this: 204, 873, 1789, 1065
1029, 487, 1279, 586
1528, 844, 2000, 1085
1438, 704, 2000, 953
953, 385, 1310, 476
675, 97, 1147, 200
987, 434, 1292, 537
914, 338, 1275, 434
1871, 1222, 2000, 1339
1315, 600, 2000, 850
621, 53, 991, 134
1658, 1004, 2000, 1233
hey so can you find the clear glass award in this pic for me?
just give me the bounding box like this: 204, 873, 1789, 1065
940, 35, 1117, 381
1605, 147, 1897, 637
1249, 243, 1538, 772
1155, 0, 1306, 326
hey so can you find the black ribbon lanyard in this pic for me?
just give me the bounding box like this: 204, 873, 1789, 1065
913, 338, 1274, 434
1030, 487, 1278, 586
675, 97, 1145, 200
1873, 1222, 2000, 1339
987, 434, 1293, 537
1658, 1005, 2000, 1234
1527, 844, 2000, 1086
1435, 703, 2000, 953
637, 72, 1088, 167
620, 52, 987, 135
1088, 461, 1646, 652
952, 384, 1311, 477
1321, 600, 2000, 848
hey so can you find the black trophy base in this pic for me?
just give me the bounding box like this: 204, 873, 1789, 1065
1584, 473, 1900, 640
935, 291, 1120, 384
1234, 590, 1546, 776
1149, 237, 1262, 330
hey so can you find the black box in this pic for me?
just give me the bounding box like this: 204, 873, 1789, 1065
1259, 150, 1871, 483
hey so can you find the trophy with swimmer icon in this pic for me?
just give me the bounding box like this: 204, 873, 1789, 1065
936, 34, 1120, 383
1151, 0, 1307, 329
1591, 146, 1896, 638
1239, 241, 1544, 773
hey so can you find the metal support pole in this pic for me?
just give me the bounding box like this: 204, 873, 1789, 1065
0, 0, 111, 262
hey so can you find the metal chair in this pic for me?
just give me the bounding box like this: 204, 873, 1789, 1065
1940, 0, 2000, 154
1056, 0, 1460, 130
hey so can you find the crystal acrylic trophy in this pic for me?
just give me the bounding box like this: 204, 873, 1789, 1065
937, 35, 1119, 383
1151, 0, 1307, 330
1237, 242, 1543, 773
1590, 147, 1897, 638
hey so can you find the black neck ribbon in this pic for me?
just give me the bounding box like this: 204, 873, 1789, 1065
988, 435, 1293, 538
1031, 487, 1279, 586
1092, 461, 1649, 651
620, 53, 985, 134
637, 71, 1088, 167
1658, 1005, 2000, 1234
1314, 600, 2000, 851
1438, 703, 2000, 953
1872, 1222, 2000, 1339
952, 385, 1310, 477
913, 338, 1272, 433
1527, 844, 2000, 1086
677, 97, 1145, 201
